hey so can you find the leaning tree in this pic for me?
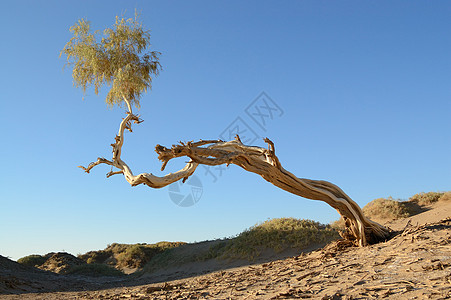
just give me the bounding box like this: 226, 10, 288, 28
61, 15, 391, 247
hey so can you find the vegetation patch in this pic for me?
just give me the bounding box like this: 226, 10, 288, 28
362, 197, 413, 221
410, 192, 445, 206
333, 191, 451, 226
79, 242, 185, 269
330, 218, 346, 230
439, 192, 451, 202
17, 254, 47, 268
220, 218, 339, 260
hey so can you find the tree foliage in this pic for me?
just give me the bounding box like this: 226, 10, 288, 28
60, 14, 161, 109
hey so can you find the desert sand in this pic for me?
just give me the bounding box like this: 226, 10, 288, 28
1, 202, 450, 299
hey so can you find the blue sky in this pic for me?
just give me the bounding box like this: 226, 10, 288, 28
1, 1, 450, 260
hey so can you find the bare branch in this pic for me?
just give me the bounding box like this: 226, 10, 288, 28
81, 109, 391, 246
106, 170, 123, 178
78, 157, 114, 173
80, 108, 200, 189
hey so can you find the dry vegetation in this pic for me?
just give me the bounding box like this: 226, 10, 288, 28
80, 242, 185, 269
219, 218, 339, 260
410, 191, 448, 206
17, 242, 185, 276
362, 197, 413, 221
332, 191, 449, 229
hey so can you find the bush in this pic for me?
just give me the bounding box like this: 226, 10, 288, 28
17, 254, 47, 267
66, 263, 124, 277
79, 250, 112, 265
78, 242, 186, 270
410, 192, 444, 206
363, 197, 412, 220
439, 191, 451, 202
222, 218, 339, 260
116, 245, 149, 268
330, 218, 346, 230
114, 242, 186, 268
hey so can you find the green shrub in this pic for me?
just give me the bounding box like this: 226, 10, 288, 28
410, 192, 444, 206
66, 263, 124, 277
363, 197, 412, 220
17, 254, 47, 267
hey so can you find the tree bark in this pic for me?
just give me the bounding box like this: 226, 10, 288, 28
80, 107, 392, 246
79, 100, 200, 188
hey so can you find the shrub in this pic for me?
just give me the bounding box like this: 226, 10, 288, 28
78, 242, 186, 270
17, 254, 47, 267
439, 191, 451, 202
114, 242, 186, 268
79, 250, 112, 265
330, 218, 346, 230
410, 192, 444, 206
222, 218, 339, 260
363, 197, 412, 220
116, 245, 148, 268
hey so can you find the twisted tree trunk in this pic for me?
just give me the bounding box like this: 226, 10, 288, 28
80, 104, 392, 246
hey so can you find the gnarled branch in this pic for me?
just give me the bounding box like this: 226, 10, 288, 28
79, 100, 199, 189
80, 103, 391, 246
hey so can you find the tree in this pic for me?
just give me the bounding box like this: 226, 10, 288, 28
61, 15, 392, 247
60, 14, 161, 110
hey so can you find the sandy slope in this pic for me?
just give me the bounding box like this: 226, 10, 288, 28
2, 202, 451, 299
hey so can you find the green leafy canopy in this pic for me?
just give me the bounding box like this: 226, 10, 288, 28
60, 13, 161, 109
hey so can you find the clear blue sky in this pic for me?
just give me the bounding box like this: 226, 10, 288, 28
1, 1, 450, 261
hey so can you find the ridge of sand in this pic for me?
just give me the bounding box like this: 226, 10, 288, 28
384, 200, 451, 231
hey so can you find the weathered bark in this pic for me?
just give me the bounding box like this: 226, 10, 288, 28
80, 104, 392, 246
79, 99, 200, 188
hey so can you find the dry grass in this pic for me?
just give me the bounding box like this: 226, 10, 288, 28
330, 218, 346, 230
439, 191, 451, 202
17, 254, 47, 268
330, 191, 451, 227
362, 197, 413, 221
80, 242, 186, 269
409, 192, 444, 206
220, 218, 340, 260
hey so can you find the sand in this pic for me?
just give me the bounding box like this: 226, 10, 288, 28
2, 201, 450, 299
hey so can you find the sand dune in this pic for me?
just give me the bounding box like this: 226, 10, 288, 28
2, 201, 451, 299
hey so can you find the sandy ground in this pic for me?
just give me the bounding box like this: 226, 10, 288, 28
2, 202, 451, 299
